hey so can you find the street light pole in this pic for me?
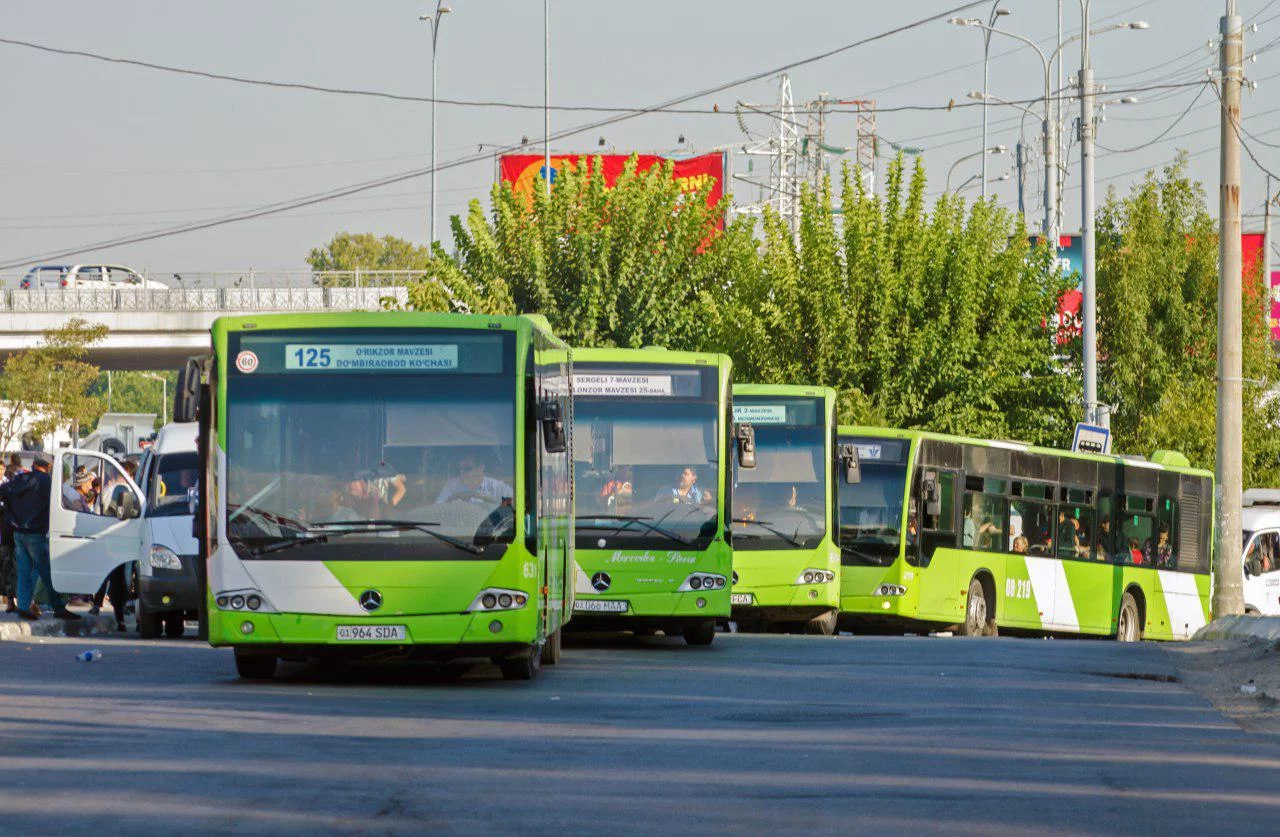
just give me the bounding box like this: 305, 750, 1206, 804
981, 4, 1011, 200
420, 2, 452, 246
946, 145, 1007, 192
1079, 0, 1098, 426
544, 0, 551, 196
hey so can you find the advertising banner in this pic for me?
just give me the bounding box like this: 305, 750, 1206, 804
498, 152, 727, 217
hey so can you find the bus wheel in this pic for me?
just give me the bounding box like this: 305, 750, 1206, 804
234, 650, 277, 680
803, 611, 838, 636
960, 578, 991, 637
163, 612, 186, 638
499, 647, 541, 681
137, 600, 162, 639
682, 620, 716, 646
540, 629, 562, 665
1116, 592, 1143, 642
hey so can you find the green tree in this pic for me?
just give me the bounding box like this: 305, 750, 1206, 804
86, 370, 178, 430
1095, 153, 1280, 483
711, 158, 1075, 445
0, 318, 107, 451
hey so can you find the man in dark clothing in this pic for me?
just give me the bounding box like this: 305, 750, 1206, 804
0, 454, 79, 621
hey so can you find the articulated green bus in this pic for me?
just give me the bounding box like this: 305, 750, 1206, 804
188, 312, 574, 680
569, 348, 733, 645
730, 384, 845, 634
836, 426, 1214, 641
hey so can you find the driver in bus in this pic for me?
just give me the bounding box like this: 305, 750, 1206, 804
437, 453, 512, 505
345, 468, 407, 518
657, 466, 712, 506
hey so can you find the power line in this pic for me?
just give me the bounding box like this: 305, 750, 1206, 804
0, 0, 992, 269
1094, 83, 1210, 153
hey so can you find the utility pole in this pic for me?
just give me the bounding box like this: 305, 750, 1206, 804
1015, 139, 1025, 217
420, 1, 452, 246
1215, 0, 1245, 618
1079, 5, 1098, 426
543, 0, 551, 197
1265, 174, 1273, 319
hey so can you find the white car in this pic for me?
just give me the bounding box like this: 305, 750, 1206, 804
1242, 489, 1280, 616
19, 263, 167, 289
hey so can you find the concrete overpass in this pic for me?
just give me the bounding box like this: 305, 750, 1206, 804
0, 281, 412, 370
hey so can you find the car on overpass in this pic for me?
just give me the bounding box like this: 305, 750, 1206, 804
19, 264, 167, 289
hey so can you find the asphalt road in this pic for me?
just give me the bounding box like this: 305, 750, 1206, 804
1, 632, 1278, 835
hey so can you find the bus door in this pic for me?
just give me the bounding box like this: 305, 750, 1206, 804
48, 449, 147, 595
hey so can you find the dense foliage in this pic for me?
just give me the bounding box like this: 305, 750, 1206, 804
307, 153, 1280, 470
0, 318, 106, 451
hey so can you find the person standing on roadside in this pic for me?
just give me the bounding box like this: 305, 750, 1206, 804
0, 454, 80, 622
0, 465, 16, 614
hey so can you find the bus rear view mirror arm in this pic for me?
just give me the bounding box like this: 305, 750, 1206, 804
840, 443, 862, 485
923, 471, 942, 519
538, 399, 567, 454
735, 423, 756, 469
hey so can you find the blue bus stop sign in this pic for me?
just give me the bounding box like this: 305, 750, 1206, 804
1071, 422, 1111, 455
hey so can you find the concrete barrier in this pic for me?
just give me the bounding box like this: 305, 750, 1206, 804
1192, 614, 1280, 643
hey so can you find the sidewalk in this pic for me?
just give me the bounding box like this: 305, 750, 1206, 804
1192, 614, 1280, 643
0, 601, 126, 642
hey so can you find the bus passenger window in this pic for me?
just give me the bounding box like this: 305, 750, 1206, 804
1009, 498, 1054, 556
963, 489, 1006, 552
916, 470, 956, 567
1056, 505, 1094, 561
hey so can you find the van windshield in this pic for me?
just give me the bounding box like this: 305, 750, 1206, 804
148, 451, 198, 517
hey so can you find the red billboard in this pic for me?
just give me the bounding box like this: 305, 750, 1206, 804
498, 152, 727, 217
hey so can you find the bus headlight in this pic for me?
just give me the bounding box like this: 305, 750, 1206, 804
215, 589, 275, 612
795, 569, 836, 585
468, 588, 528, 612
148, 545, 183, 571
873, 584, 908, 597
677, 573, 726, 592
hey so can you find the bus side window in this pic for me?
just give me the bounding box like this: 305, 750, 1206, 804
917, 470, 956, 568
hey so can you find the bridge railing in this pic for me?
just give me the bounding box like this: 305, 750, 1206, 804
2, 286, 409, 312
0, 269, 429, 290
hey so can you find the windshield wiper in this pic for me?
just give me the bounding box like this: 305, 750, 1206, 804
248, 534, 330, 557
731, 517, 805, 549
309, 519, 483, 555
575, 514, 694, 546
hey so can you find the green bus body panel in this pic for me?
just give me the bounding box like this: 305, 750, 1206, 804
570, 347, 733, 621
731, 384, 840, 616
207, 312, 573, 651
836, 425, 1213, 640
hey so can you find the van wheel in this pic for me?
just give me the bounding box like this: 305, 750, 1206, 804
234, 650, 277, 680
682, 620, 716, 646
540, 629, 562, 665
499, 646, 541, 681
1116, 592, 1143, 642
959, 577, 990, 637
138, 601, 162, 639
163, 612, 185, 638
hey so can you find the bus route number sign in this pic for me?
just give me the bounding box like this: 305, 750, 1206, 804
285, 344, 459, 371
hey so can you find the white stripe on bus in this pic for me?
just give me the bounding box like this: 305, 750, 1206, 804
1022, 556, 1080, 632
1156, 570, 1207, 639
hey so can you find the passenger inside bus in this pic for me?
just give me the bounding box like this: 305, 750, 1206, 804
1093, 516, 1112, 561
1011, 535, 1029, 554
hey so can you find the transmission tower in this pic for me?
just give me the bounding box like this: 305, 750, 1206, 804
735, 74, 803, 235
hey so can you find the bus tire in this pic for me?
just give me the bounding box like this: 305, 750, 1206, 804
1116, 592, 1143, 642
804, 610, 838, 636
163, 612, 186, 638
540, 628, 562, 666
138, 600, 162, 639
682, 620, 716, 646
960, 576, 994, 637
234, 650, 277, 680
499, 646, 541, 681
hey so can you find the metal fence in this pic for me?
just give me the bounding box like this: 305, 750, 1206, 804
0, 269, 430, 291
2, 286, 410, 313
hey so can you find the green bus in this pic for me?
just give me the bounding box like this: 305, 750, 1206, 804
730, 384, 848, 635
183, 312, 575, 680
836, 426, 1214, 641
569, 348, 734, 645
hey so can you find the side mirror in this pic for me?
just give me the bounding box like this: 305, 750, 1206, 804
115, 491, 141, 520
923, 472, 942, 518
735, 423, 756, 469
173, 357, 204, 424
1246, 558, 1263, 578
839, 443, 862, 484
538, 399, 566, 454
187, 487, 199, 516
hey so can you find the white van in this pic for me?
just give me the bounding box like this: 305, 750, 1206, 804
48, 423, 200, 638
1242, 489, 1280, 616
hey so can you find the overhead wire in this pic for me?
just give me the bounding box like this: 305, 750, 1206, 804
0, 0, 994, 269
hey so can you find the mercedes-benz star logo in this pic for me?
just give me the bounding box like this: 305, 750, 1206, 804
591, 572, 612, 592
359, 590, 383, 612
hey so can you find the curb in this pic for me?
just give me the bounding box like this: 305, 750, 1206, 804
1192, 614, 1280, 643
0, 613, 120, 642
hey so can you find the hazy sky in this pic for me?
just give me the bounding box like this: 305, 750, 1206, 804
0, 0, 1275, 273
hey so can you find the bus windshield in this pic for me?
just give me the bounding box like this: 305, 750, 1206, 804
572, 366, 720, 551
733, 397, 827, 551
839, 437, 910, 567
225, 330, 516, 561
